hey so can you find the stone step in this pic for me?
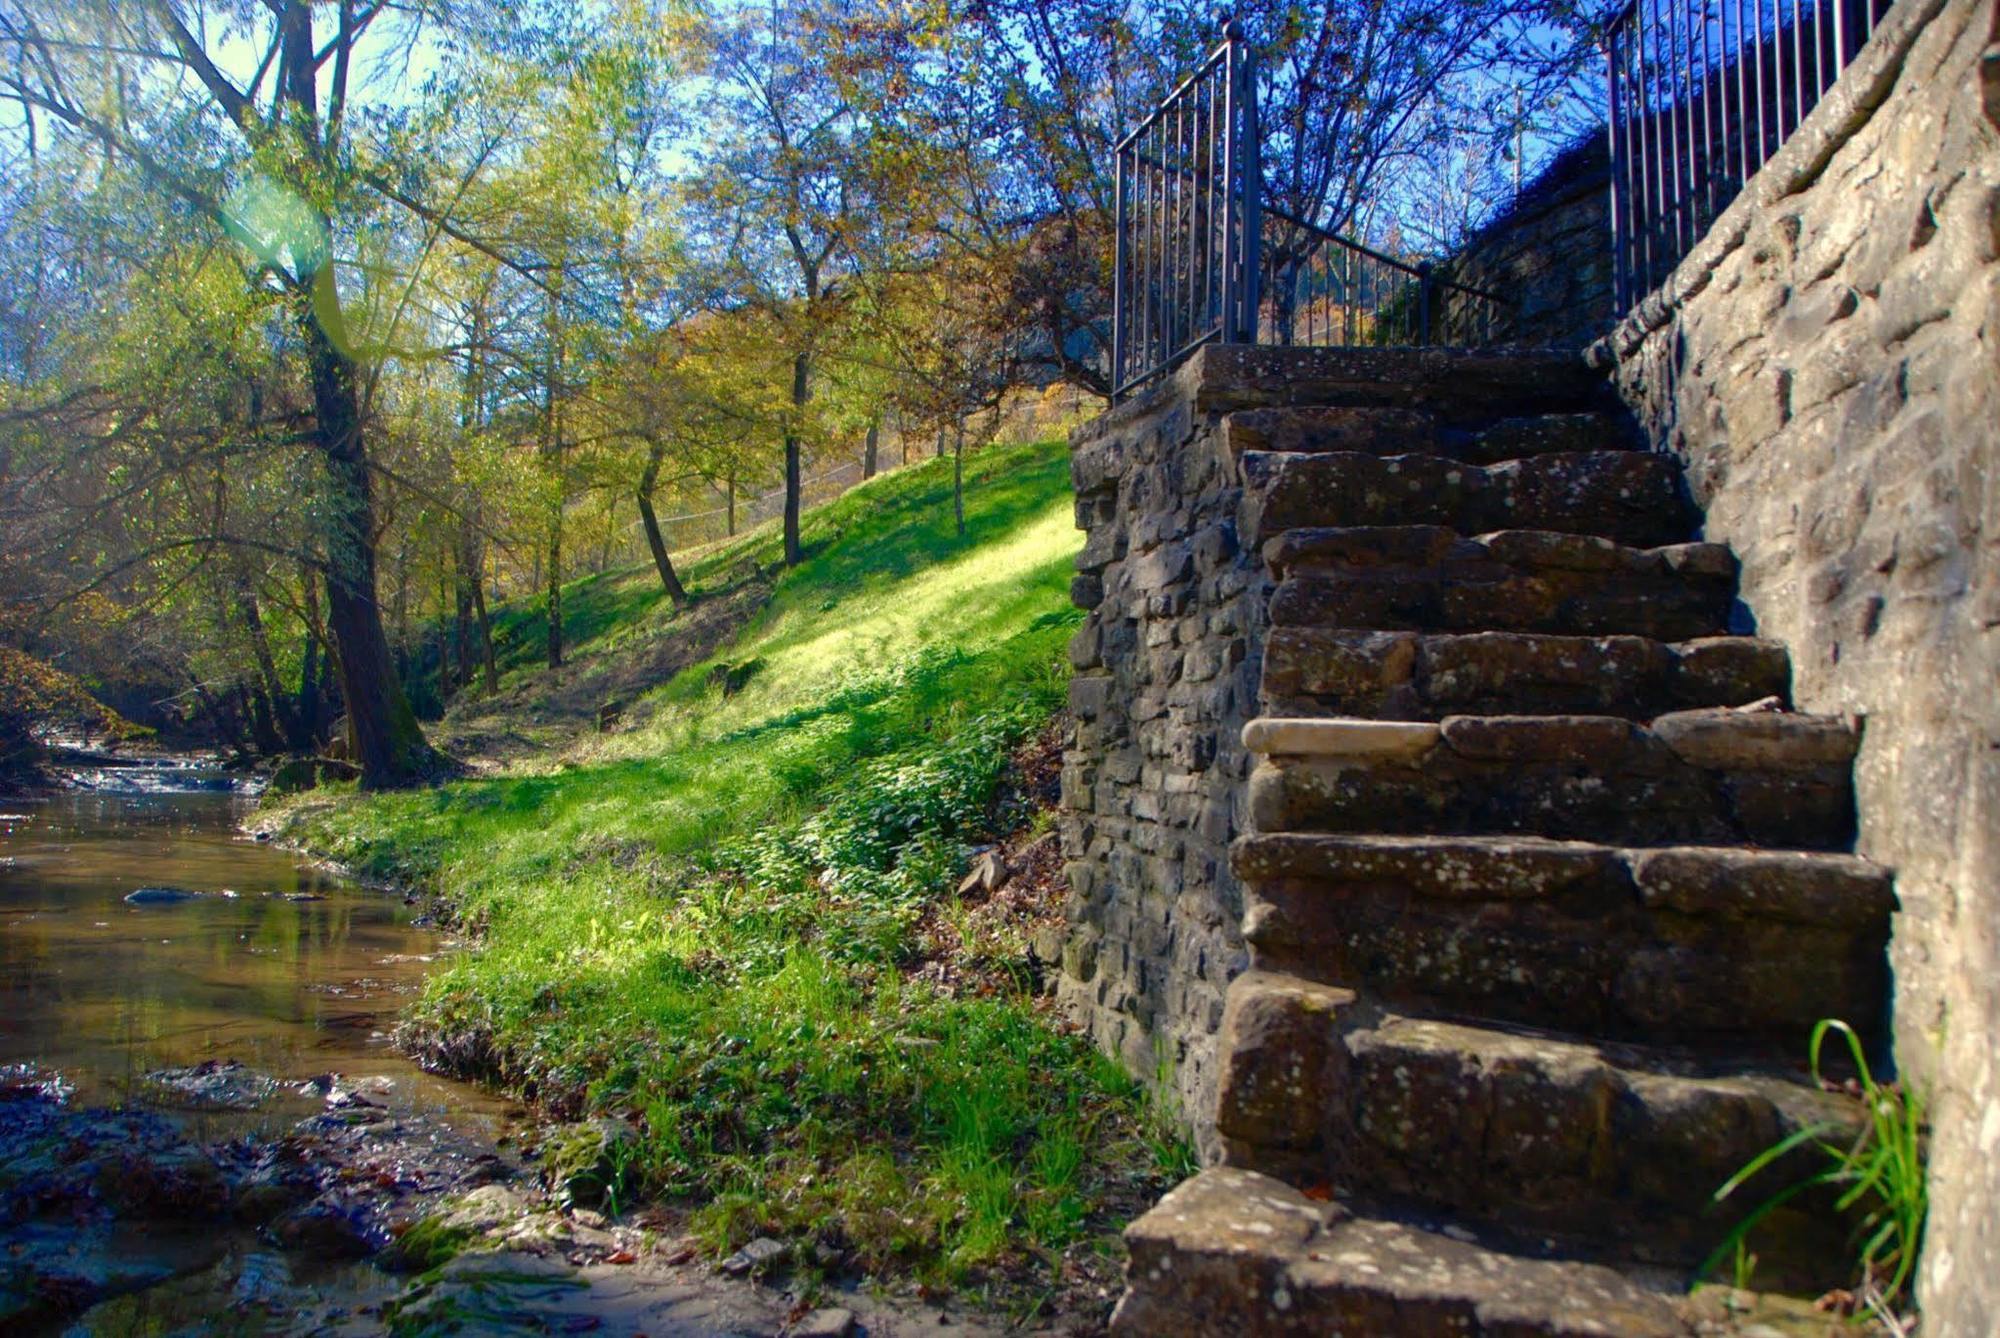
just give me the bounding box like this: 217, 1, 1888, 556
1212, 975, 1861, 1284
1262, 629, 1791, 720
1241, 450, 1696, 551
1243, 712, 1859, 850
1234, 833, 1893, 1048
1265, 527, 1738, 642
1223, 406, 1640, 465
1188, 346, 1612, 417
1115, 1169, 1846, 1337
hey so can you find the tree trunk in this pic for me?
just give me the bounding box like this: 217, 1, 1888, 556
542, 262, 568, 670
390, 531, 412, 682
726, 472, 736, 537
638, 442, 691, 607
471, 576, 498, 695
245, 682, 285, 755
189, 679, 236, 752
783, 351, 808, 567
935, 428, 945, 459
953, 419, 966, 539
300, 275, 438, 788
296, 564, 324, 749
231, 565, 297, 748
433, 562, 451, 709
546, 524, 563, 670
453, 526, 477, 693
216, 681, 254, 755
297, 628, 320, 749
863, 422, 878, 478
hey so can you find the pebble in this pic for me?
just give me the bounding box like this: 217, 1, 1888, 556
793, 1307, 857, 1337
719, 1236, 787, 1276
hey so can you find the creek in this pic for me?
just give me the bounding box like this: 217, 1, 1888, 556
0, 764, 1012, 1338
0, 762, 518, 1334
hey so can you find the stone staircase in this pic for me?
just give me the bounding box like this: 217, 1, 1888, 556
1109, 354, 1895, 1336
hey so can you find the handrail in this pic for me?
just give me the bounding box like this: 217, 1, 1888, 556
1262, 205, 1512, 309
1109, 20, 1260, 400
1113, 40, 1233, 154
1110, 21, 1513, 401
1607, 0, 1893, 312
1260, 206, 1510, 351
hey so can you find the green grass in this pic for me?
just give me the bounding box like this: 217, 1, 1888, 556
278, 440, 1177, 1290
1703, 1019, 1928, 1318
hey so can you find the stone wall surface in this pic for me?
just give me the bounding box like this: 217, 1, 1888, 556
1602, 0, 2000, 1327
1452, 139, 1617, 350
1057, 368, 1266, 1151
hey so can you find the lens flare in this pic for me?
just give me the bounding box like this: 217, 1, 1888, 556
222, 177, 328, 279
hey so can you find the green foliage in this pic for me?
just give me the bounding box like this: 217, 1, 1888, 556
1703, 1019, 1928, 1311
278, 439, 1169, 1288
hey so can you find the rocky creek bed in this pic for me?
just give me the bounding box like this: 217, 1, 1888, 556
2, 1060, 1032, 1336
0, 786, 1076, 1334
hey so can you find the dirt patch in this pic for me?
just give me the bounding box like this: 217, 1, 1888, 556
907, 715, 1071, 1001
438, 576, 773, 769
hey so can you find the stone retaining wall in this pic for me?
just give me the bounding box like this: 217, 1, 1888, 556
1057, 368, 1265, 1154
1451, 138, 1616, 350
1600, 0, 2000, 1326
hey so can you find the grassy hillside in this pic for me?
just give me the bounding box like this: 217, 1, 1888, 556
276, 439, 1184, 1302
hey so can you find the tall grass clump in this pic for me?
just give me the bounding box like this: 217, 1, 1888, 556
1704, 1019, 1927, 1318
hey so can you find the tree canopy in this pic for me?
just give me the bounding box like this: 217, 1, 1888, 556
0, 0, 1600, 784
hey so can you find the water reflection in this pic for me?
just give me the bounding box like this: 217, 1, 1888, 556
0, 780, 497, 1134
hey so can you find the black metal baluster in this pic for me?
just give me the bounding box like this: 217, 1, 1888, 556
1112, 147, 1126, 394
1698, 0, 1714, 233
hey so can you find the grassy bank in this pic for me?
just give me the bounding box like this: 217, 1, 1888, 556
275, 439, 1183, 1306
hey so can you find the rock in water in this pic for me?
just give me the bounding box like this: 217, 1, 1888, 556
123, 886, 203, 905
270, 1195, 380, 1257
144, 1060, 279, 1111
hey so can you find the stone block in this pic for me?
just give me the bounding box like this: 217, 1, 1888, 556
1213, 972, 1356, 1157
1241, 717, 1439, 760
1067, 673, 1112, 719
1438, 714, 1643, 766
1651, 707, 1860, 770
1244, 448, 1694, 550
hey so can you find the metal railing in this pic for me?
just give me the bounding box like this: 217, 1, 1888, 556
1110, 22, 1517, 399
1110, 23, 1260, 401
1607, 0, 1895, 310
1262, 208, 1509, 350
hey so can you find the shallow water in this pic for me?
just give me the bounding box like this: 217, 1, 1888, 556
0, 775, 506, 1136
0, 771, 525, 1334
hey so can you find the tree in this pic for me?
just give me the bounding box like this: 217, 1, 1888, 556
852, 260, 1006, 540
0, 1, 508, 785
679, 0, 871, 567
594, 309, 784, 604
837, 0, 1598, 394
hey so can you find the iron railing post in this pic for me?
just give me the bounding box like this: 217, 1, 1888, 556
1608, 21, 1628, 312
1237, 27, 1261, 344
1112, 145, 1127, 396
1218, 22, 1240, 343
1418, 262, 1435, 345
